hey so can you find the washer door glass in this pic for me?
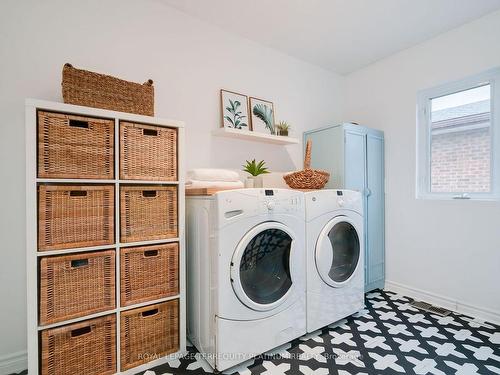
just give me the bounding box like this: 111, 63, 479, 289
231, 222, 296, 311
316, 217, 360, 287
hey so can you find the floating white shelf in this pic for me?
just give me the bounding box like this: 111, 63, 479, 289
212, 127, 299, 145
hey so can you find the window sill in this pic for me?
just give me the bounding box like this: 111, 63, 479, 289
416, 193, 500, 202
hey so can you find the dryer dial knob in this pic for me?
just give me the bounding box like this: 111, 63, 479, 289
337, 198, 345, 207
267, 201, 276, 211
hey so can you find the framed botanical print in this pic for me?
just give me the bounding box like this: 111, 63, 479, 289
249, 97, 275, 135
220, 89, 249, 130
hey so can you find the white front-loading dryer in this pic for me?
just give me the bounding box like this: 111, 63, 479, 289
305, 189, 365, 333
186, 189, 306, 371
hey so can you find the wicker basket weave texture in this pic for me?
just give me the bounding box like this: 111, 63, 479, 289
38, 185, 115, 251
120, 185, 178, 243
62, 63, 154, 116
283, 139, 330, 189
120, 122, 177, 181
38, 111, 114, 179
39, 250, 116, 325
41, 314, 116, 375
120, 300, 179, 371
120, 243, 179, 307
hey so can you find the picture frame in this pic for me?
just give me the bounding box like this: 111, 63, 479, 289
220, 89, 250, 130
249, 97, 275, 135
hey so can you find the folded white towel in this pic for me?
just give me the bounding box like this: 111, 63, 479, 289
185, 179, 244, 189
187, 169, 240, 182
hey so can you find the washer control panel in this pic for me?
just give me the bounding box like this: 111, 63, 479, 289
216, 188, 304, 224
258, 189, 303, 214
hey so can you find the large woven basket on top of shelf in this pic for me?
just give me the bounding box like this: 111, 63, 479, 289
283, 139, 330, 189
62, 63, 154, 116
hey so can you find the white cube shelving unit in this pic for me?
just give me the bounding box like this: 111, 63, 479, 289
25, 99, 186, 375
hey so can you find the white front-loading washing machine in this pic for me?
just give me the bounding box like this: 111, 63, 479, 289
305, 189, 364, 333
186, 188, 306, 371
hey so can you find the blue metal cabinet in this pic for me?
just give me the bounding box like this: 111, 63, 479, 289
304, 123, 385, 291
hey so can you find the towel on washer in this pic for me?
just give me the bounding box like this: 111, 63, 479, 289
185, 179, 244, 189
187, 168, 240, 182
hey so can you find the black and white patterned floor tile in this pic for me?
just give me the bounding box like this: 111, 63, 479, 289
140, 290, 500, 375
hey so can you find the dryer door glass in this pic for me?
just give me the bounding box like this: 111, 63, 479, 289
239, 228, 292, 305
327, 222, 360, 283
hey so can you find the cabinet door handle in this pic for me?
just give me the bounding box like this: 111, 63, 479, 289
365, 188, 372, 197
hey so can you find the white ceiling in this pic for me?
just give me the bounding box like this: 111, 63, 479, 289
163, 0, 500, 75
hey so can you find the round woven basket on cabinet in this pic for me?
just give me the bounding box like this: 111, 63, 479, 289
283, 139, 330, 189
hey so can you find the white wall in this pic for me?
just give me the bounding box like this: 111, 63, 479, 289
343, 10, 500, 319
0, 0, 343, 371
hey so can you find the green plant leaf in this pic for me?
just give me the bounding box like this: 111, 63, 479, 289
242, 159, 269, 176
252, 104, 274, 133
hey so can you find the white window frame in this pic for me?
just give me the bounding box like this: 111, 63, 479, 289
416, 67, 500, 201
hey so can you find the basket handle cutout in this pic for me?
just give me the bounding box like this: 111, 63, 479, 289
71, 259, 89, 268
144, 250, 159, 257
143, 128, 158, 136
142, 190, 157, 198
71, 325, 93, 338
69, 119, 89, 129
141, 308, 159, 318
70, 190, 87, 197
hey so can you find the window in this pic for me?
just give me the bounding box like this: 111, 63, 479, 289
417, 68, 500, 200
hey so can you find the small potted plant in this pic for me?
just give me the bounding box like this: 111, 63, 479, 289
276, 121, 290, 136
243, 159, 270, 188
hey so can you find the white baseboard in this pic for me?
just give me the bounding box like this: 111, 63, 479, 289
385, 280, 500, 326
0, 350, 27, 374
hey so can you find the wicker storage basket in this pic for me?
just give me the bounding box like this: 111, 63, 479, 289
38, 111, 114, 179
39, 250, 115, 325
62, 63, 154, 116
121, 243, 179, 307
120, 300, 179, 371
41, 314, 116, 375
120, 185, 178, 243
283, 140, 330, 189
38, 185, 115, 251
120, 122, 177, 181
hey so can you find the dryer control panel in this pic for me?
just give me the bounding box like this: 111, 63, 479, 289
305, 189, 362, 221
